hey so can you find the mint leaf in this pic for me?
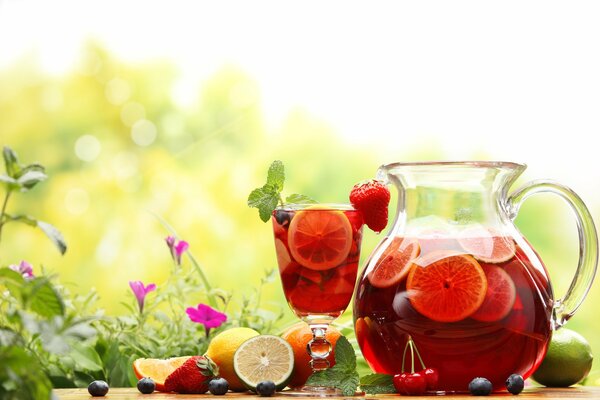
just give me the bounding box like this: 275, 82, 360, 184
333, 335, 356, 372
305, 336, 359, 396
266, 160, 284, 192
286, 194, 317, 205
360, 373, 396, 394
247, 185, 280, 223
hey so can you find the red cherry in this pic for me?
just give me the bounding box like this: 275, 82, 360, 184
392, 373, 408, 395
403, 372, 427, 395
423, 368, 439, 391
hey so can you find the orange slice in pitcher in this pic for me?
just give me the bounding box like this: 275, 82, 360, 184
406, 253, 487, 322
458, 226, 516, 263
471, 264, 516, 322
288, 208, 353, 270
367, 238, 420, 288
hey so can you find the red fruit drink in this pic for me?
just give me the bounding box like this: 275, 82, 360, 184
272, 206, 364, 319
354, 231, 553, 393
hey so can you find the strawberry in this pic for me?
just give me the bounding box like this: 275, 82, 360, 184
164, 355, 218, 394
349, 179, 390, 233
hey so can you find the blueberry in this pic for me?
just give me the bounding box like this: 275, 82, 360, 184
137, 377, 155, 394
209, 377, 229, 395
256, 380, 276, 397
87, 380, 109, 397
468, 377, 492, 396
506, 374, 524, 395
274, 210, 292, 226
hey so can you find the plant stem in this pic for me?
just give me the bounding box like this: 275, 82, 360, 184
401, 339, 409, 373
0, 190, 11, 243
187, 251, 217, 308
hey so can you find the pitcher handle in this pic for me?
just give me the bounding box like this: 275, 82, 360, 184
506, 180, 598, 329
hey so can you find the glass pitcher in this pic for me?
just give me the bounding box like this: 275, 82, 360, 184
353, 161, 598, 393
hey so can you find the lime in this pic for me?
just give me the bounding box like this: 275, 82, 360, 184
533, 328, 593, 387
233, 335, 295, 390
206, 327, 260, 391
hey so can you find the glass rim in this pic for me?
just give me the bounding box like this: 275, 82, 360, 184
380, 160, 526, 170
275, 203, 357, 211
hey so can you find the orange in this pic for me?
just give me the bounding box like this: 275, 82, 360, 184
470, 264, 516, 322
288, 208, 352, 270
281, 322, 341, 388
458, 227, 516, 263
406, 253, 487, 322
368, 237, 420, 288
133, 356, 191, 391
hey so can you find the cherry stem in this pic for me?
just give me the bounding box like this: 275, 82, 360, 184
401, 338, 410, 373
409, 339, 415, 373
412, 340, 426, 370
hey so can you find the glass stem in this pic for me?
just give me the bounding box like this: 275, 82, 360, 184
307, 324, 332, 372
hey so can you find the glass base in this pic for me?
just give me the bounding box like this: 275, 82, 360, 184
281, 386, 364, 397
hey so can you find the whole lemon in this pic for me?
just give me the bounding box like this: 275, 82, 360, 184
206, 327, 260, 391
533, 328, 593, 387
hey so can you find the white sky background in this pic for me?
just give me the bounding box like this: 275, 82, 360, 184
1, 0, 600, 202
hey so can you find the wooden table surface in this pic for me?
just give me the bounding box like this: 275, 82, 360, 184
53, 387, 600, 399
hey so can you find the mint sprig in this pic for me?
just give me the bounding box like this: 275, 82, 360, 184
305, 336, 359, 396
360, 373, 396, 394
247, 160, 316, 222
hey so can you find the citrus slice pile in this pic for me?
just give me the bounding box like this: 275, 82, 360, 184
368, 237, 420, 288
458, 227, 516, 263
406, 253, 487, 322
233, 335, 295, 391
288, 208, 352, 270
133, 356, 190, 391
471, 264, 516, 322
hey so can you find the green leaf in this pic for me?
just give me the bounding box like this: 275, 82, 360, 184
247, 185, 280, 223
2, 146, 20, 178
27, 278, 65, 318
70, 342, 104, 372
305, 336, 359, 396
0, 174, 17, 185
286, 193, 317, 204
37, 220, 67, 255
17, 170, 47, 191
266, 160, 285, 192
360, 373, 396, 394
0, 268, 25, 302
332, 335, 356, 372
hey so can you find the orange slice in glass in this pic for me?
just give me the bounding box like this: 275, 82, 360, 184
288, 208, 352, 270
367, 237, 420, 288
133, 356, 191, 391
406, 253, 487, 322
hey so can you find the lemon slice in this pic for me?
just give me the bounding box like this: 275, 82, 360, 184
233, 335, 295, 391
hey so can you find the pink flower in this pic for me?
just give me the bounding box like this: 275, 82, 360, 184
129, 281, 156, 313
186, 303, 227, 331
9, 260, 34, 279
165, 235, 189, 265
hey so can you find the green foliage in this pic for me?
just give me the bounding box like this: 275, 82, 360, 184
0, 146, 66, 254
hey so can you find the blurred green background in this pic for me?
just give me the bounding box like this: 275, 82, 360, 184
1, 37, 599, 382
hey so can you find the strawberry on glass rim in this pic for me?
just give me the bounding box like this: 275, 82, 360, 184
349, 179, 391, 233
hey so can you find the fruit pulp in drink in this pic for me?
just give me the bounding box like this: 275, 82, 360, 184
272, 207, 363, 319
354, 233, 553, 392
